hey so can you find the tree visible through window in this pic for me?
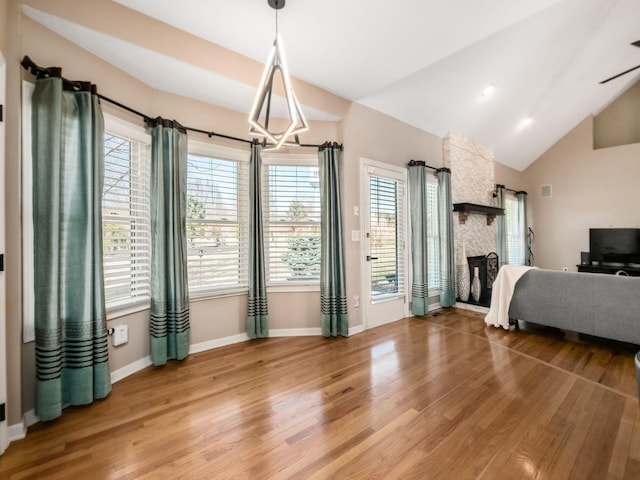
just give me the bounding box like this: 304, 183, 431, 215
263, 162, 321, 283
186, 153, 248, 292
102, 132, 151, 306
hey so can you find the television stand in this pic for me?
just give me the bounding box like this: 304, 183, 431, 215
576, 264, 640, 277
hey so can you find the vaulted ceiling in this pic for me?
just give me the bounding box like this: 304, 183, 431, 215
21, 0, 640, 170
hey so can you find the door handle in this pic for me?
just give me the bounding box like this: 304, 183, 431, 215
366, 255, 379, 261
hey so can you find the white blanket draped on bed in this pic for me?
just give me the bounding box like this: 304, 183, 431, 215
484, 265, 536, 329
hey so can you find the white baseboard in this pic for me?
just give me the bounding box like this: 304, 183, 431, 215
8, 420, 26, 443
454, 302, 489, 314
110, 332, 253, 383
272, 326, 367, 337
349, 324, 364, 336
113, 327, 358, 384
189, 333, 250, 355
270, 328, 322, 337
8, 409, 39, 443
24, 410, 39, 428
110, 356, 153, 384
429, 302, 443, 312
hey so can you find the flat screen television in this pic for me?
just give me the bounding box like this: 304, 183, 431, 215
589, 228, 640, 266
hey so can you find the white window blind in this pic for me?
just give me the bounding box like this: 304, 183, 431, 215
426, 176, 440, 290
263, 161, 321, 283
186, 153, 249, 293
505, 194, 525, 265
22, 81, 36, 341
102, 132, 151, 307
369, 175, 405, 298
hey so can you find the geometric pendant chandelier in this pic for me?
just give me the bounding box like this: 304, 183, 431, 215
248, 0, 308, 150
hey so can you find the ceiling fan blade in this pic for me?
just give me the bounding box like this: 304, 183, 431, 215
599, 40, 640, 84
599, 64, 640, 84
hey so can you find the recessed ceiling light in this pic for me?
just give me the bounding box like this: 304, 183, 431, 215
520, 117, 533, 127
480, 84, 495, 99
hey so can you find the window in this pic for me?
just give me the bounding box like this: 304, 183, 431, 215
426, 176, 440, 290
23, 95, 153, 335
22, 81, 36, 341
262, 156, 321, 284
505, 193, 525, 265
369, 174, 406, 298
102, 121, 151, 310
186, 143, 249, 294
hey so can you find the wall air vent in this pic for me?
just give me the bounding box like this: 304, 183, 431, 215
541, 184, 552, 198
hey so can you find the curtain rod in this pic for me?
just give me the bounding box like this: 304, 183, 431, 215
20, 56, 341, 150
408, 159, 440, 171
495, 184, 527, 195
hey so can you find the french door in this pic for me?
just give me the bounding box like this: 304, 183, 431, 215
361, 160, 408, 329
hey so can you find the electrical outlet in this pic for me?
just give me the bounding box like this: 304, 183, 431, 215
354, 295, 360, 308
112, 324, 128, 346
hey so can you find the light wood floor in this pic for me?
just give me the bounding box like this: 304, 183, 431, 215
2, 308, 639, 479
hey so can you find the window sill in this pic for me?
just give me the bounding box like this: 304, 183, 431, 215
267, 283, 320, 293
188, 287, 249, 302
371, 293, 404, 305
106, 299, 150, 321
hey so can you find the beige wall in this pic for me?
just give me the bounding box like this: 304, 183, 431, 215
494, 161, 524, 190
5, 0, 24, 426
594, 79, 640, 149
523, 115, 640, 271
0, 0, 7, 55
341, 103, 443, 326
0, 0, 7, 437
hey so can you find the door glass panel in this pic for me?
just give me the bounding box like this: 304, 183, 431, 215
369, 175, 404, 299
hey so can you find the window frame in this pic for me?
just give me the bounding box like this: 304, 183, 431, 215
102, 115, 153, 319
426, 174, 441, 293
22, 81, 36, 342
261, 152, 321, 292
367, 171, 407, 302
186, 139, 250, 300
505, 192, 525, 265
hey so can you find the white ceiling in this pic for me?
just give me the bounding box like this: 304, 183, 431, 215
24, 0, 640, 170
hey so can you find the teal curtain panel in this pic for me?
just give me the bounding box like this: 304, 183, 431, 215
408, 161, 429, 315
148, 118, 191, 365
247, 142, 269, 339
319, 143, 349, 337
437, 168, 456, 307
32, 76, 111, 421
494, 185, 508, 267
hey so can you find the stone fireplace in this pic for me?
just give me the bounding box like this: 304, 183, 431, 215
443, 133, 498, 307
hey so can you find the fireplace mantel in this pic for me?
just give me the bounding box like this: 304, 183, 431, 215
453, 203, 504, 226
